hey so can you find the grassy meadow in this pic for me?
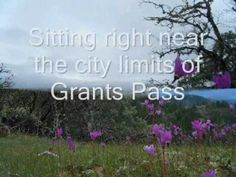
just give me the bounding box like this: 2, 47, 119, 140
0, 90, 236, 177
0, 135, 235, 177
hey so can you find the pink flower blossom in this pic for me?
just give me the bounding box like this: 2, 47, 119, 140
172, 125, 182, 136
144, 99, 149, 105
152, 124, 164, 136
159, 131, 172, 147
201, 170, 216, 177
213, 71, 231, 89
57, 128, 63, 139
232, 123, 236, 129
147, 103, 155, 111
158, 99, 165, 107
90, 131, 103, 141
144, 144, 156, 156
174, 57, 189, 77
174, 57, 195, 77
192, 120, 207, 138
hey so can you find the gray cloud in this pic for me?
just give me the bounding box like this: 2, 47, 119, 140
0, 0, 233, 89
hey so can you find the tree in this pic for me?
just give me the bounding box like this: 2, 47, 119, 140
232, 0, 236, 12
213, 31, 236, 84
143, 0, 236, 88
0, 63, 13, 88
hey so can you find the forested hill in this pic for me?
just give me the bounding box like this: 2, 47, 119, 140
0, 89, 235, 142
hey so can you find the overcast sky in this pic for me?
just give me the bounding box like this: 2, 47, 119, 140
0, 0, 234, 90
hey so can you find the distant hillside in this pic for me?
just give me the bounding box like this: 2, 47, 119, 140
173, 94, 211, 106
188, 89, 236, 104
208, 98, 236, 104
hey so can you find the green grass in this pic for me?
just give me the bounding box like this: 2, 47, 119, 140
0, 135, 235, 177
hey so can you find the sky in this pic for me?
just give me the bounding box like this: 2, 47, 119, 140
0, 0, 234, 90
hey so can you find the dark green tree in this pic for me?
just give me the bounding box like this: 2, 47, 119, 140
0, 63, 13, 88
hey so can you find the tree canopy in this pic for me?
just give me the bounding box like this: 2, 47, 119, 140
0, 63, 13, 89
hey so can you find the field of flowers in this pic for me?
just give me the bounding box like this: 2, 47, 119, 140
0, 135, 235, 177
0, 100, 235, 177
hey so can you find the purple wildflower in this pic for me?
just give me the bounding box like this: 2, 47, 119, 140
90, 131, 103, 141
57, 128, 63, 139
174, 57, 194, 77
144, 144, 156, 156
172, 125, 182, 136
144, 99, 149, 106
205, 120, 215, 131
213, 129, 226, 139
224, 125, 232, 134
152, 124, 164, 137
201, 170, 216, 177
213, 71, 231, 89
174, 57, 188, 77
67, 136, 76, 152
192, 120, 204, 131
232, 123, 236, 129
156, 110, 162, 116
159, 131, 172, 147
147, 103, 155, 111
192, 120, 207, 138
192, 131, 198, 138
158, 99, 165, 107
